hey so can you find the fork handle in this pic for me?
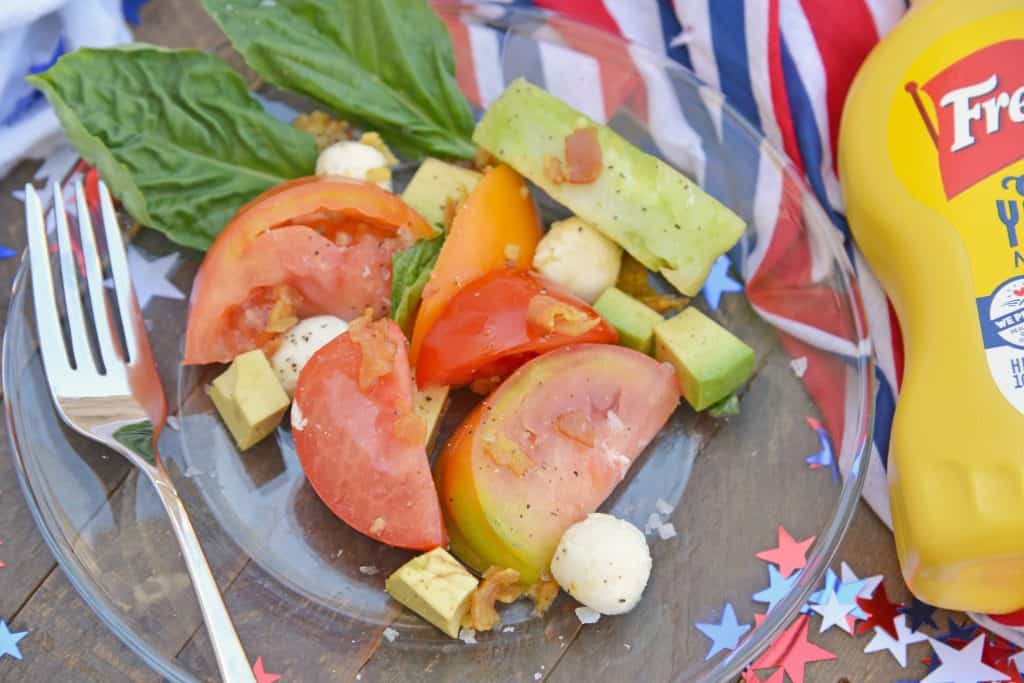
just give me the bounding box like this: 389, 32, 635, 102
150, 476, 257, 683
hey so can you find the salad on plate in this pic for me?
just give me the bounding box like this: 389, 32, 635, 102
29, 0, 756, 639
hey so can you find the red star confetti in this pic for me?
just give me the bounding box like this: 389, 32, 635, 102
984, 635, 1022, 675
755, 526, 815, 579
253, 656, 281, 683
741, 667, 785, 683
856, 582, 901, 639
750, 614, 835, 683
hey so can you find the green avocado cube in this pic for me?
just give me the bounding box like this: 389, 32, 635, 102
593, 287, 664, 355
385, 547, 479, 638
401, 158, 481, 232
209, 350, 290, 450
654, 308, 755, 411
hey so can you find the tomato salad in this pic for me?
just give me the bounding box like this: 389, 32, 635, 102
184, 80, 754, 636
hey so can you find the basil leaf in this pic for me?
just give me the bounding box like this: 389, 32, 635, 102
113, 421, 156, 466
29, 46, 318, 250
200, 0, 476, 160
391, 235, 444, 334
708, 393, 740, 418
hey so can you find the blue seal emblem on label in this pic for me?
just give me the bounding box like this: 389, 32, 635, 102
988, 277, 1024, 348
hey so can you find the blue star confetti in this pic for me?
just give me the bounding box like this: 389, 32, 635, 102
695, 603, 752, 660
901, 597, 938, 633
701, 255, 743, 310
752, 565, 799, 613
808, 568, 840, 606
0, 245, 16, 260
936, 617, 979, 644
804, 416, 840, 484
122, 0, 154, 25
0, 621, 27, 660
835, 577, 870, 620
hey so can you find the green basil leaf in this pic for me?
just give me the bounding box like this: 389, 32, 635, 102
708, 393, 740, 418
28, 46, 318, 250
113, 421, 156, 466
391, 235, 444, 334
199, 0, 476, 160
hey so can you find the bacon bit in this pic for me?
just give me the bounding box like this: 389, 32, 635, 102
369, 517, 387, 536
393, 409, 427, 445
555, 410, 596, 447
484, 431, 533, 476
348, 309, 397, 391
465, 567, 522, 631
617, 254, 688, 314
527, 576, 560, 616
544, 155, 567, 185
292, 110, 352, 150
527, 294, 601, 337
564, 128, 602, 184
470, 376, 503, 396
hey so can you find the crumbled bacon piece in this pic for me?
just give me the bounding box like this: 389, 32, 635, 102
526, 294, 601, 337
348, 309, 397, 390
555, 410, 595, 447
527, 576, 560, 615
564, 128, 602, 184
465, 567, 522, 631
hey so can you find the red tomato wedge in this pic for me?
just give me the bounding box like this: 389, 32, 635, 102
184, 177, 434, 365
416, 268, 617, 388
434, 344, 680, 583
409, 164, 542, 365
292, 314, 446, 550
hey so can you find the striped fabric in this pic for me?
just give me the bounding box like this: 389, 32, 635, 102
439, 0, 1024, 641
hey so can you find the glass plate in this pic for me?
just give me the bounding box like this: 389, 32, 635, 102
2, 4, 872, 681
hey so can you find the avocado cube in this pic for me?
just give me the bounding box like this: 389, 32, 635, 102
654, 308, 755, 411
209, 350, 290, 450
401, 158, 482, 232
385, 547, 479, 638
593, 287, 664, 355
415, 383, 450, 452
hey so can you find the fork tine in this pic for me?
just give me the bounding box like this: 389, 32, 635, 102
51, 182, 95, 372
74, 179, 121, 370
24, 184, 72, 378
97, 181, 139, 363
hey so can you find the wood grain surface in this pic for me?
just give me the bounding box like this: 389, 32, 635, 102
0, 1, 961, 681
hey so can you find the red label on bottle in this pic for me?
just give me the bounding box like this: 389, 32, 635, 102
910, 40, 1024, 199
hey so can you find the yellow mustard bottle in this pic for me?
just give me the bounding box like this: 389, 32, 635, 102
840, 0, 1024, 613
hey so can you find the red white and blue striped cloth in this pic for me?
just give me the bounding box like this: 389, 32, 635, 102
439, 0, 1024, 641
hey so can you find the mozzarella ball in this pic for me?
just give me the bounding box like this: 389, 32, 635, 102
271, 315, 349, 395
532, 217, 623, 303
550, 513, 652, 615
315, 141, 392, 191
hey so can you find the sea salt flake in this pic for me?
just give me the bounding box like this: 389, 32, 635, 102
657, 522, 677, 540
382, 627, 399, 642
459, 628, 477, 644
575, 606, 601, 624
655, 498, 673, 515
534, 673, 542, 681
359, 565, 379, 575
645, 512, 663, 535
502, 626, 515, 633
790, 356, 808, 378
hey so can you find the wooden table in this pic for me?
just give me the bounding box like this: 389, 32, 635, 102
0, 1, 969, 680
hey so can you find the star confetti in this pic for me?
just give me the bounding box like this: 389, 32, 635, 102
0, 621, 27, 660
839, 561, 882, 619
901, 597, 939, 633
804, 416, 839, 483
983, 634, 1021, 674
811, 589, 856, 635
701, 254, 743, 310
118, 246, 185, 309
922, 635, 1010, 683
749, 614, 836, 683
752, 564, 799, 613
756, 526, 815, 579
856, 582, 901, 639
253, 656, 281, 683
0, 245, 15, 260
742, 669, 785, 683
937, 617, 980, 646
863, 614, 929, 667
695, 603, 751, 660
808, 568, 840, 606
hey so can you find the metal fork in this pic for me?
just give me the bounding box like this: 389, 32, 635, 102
24, 180, 256, 683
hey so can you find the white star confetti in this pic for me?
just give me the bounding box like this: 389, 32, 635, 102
921, 635, 1009, 683
811, 590, 856, 635
121, 246, 185, 309
863, 615, 927, 667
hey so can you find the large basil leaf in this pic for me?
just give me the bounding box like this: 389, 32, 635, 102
29, 46, 318, 250
200, 0, 476, 160
391, 235, 444, 334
